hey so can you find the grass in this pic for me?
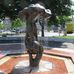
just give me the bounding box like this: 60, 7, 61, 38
52, 36, 74, 39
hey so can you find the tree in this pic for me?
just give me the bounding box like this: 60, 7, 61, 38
57, 16, 68, 36
25, 0, 72, 15
0, 23, 5, 29
0, 0, 72, 19
11, 18, 23, 30
26, 0, 72, 23
41, 0, 72, 28
0, 0, 22, 19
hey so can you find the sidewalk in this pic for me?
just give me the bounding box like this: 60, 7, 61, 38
38, 31, 74, 50
38, 30, 74, 37
39, 37, 74, 50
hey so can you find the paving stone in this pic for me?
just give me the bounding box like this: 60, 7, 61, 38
11, 60, 52, 74
0, 70, 5, 74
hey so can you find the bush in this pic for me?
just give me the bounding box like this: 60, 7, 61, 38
0, 23, 5, 29
11, 18, 23, 29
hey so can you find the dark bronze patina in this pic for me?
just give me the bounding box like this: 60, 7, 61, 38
18, 3, 51, 67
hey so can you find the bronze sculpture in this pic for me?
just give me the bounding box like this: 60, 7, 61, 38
18, 3, 51, 67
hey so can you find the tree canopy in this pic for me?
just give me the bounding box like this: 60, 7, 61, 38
11, 18, 23, 29
0, 23, 5, 29
26, 0, 72, 16
0, 0, 72, 19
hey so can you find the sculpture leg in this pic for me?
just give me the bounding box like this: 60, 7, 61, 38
28, 53, 43, 67
27, 45, 43, 67
35, 49, 43, 66
34, 46, 43, 67
28, 51, 37, 67
28, 52, 34, 67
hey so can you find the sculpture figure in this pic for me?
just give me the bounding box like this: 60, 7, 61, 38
18, 3, 51, 67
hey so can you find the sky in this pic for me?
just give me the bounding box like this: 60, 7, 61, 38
71, 0, 74, 2
71, 0, 74, 10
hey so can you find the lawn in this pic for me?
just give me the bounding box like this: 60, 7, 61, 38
53, 36, 74, 39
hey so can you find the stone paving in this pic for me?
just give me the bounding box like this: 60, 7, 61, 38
12, 60, 52, 74
0, 31, 74, 74
0, 50, 74, 74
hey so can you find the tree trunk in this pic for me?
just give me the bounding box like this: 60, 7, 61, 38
41, 27, 44, 37
63, 26, 67, 36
